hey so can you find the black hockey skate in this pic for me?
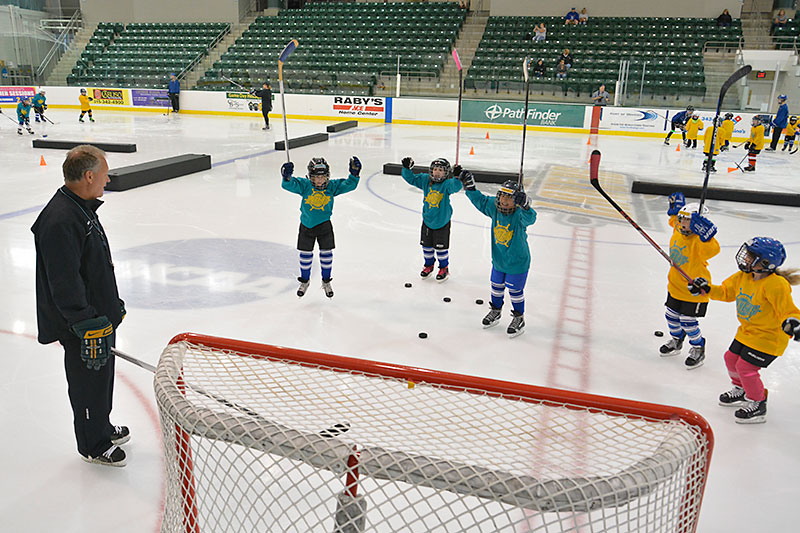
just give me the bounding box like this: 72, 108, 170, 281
507, 311, 525, 338
734, 390, 767, 424
435, 266, 449, 282
420, 264, 435, 279
684, 344, 705, 369
718, 386, 747, 407
659, 336, 684, 357
81, 444, 126, 467
111, 425, 131, 445
743, 165, 755, 172
482, 306, 501, 328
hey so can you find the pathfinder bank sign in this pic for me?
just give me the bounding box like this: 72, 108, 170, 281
462, 100, 583, 128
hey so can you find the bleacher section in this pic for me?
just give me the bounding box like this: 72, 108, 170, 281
196, 2, 465, 95
772, 20, 800, 48
467, 16, 741, 99
67, 22, 229, 88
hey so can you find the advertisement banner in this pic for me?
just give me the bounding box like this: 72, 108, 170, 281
225, 91, 261, 112
461, 100, 584, 128
131, 89, 169, 107
331, 96, 385, 119
599, 108, 751, 138
0, 86, 35, 104
88, 88, 129, 106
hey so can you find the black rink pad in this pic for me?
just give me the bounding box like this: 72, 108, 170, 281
631, 181, 800, 207
326, 120, 358, 133
275, 133, 329, 150
105, 154, 211, 191
382, 163, 518, 184
32, 139, 137, 153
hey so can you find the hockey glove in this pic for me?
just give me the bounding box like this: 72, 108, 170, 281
119, 298, 126, 323
744, 142, 751, 151
690, 213, 717, 242
88, 97, 93, 102
70, 316, 113, 370
280, 162, 294, 181
782, 317, 800, 341
688, 277, 709, 296
452, 165, 462, 178
401, 157, 414, 170
349, 156, 362, 176
514, 190, 531, 209
667, 191, 686, 216
458, 170, 476, 191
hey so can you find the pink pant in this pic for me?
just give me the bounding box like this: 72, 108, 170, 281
724, 350, 766, 402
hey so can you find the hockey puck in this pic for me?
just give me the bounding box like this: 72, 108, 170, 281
418, 332, 428, 339
475, 299, 484, 305
404, 282, 412, 288
654, 330, 664, 337
443, 297, 451, 302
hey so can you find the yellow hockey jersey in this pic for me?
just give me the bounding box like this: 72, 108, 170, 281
703, 126, 720, 155
709, 271, 800, 356
749, 124, 765, 150
784, 121, 799, 138
79, 94, 92, 111
667, 216, 720, 303
685, 118, 703, 140
719, 119, 735, 144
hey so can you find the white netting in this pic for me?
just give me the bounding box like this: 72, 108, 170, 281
155, 340, 710, 533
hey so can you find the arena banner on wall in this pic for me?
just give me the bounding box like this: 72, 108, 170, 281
0, 86, 35, 103
225, 91, 261, 112
597, 107, 671, 133
88, 88, 129, 106
461, 100, 584, 128
131, 89, 169, 107
331, 96, 386, 119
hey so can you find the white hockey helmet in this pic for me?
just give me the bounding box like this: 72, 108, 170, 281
677, 203, 708, 235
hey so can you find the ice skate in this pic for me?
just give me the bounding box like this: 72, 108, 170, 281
743, 165, 755, 172
659, 336, 684, 356
684, 344, 705, 369
782, 144, 788, 151
718, 386, 747, 407
111, 425, 130, 445
17, 128, 23, 135
435, 266, 449, 282
482, 306, 502, 328
420, 264, 435, 279
734, 391, 767, 424
81, 444, 126, 467
26, 127, 34, 135
506, 311, 525, 338
321, 278, 334, 298
297, 277, 310, 297
663, 138, 670, 146
89, 117, 95, 122
764, 146, 775, 152
78, 118, 84, 122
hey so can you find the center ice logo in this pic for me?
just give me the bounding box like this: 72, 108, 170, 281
669, 243, 689, 266
494, 221, 513, 247
305, 191, 331, 211
736, 289, 761, 321
424, 189, 443, 209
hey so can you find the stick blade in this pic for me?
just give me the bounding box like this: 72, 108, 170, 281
522, 57, 530, 82
279, 39, 299, 64
720, 65, 751, 96
589, 150, 601, 184
452, 48, 462, 71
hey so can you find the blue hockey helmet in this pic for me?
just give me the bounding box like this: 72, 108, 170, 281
736, 237, 786, 273
778, 94, 787, 102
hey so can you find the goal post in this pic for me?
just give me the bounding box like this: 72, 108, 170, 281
155, 332, 713, 533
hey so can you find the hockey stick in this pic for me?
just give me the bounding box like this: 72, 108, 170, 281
589, 150, 693, 283
278, 39, 299, 164
700, 64, 751, 212
791, 145, 798, 155
220, 69, 248, 92
112, 347, 351, 438
452, 48, 463, 166
1, 111, 19, 124
518, 57, 532, 186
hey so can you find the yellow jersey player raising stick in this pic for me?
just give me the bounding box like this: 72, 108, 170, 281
690, 238, 800, 423
743, 115, 765, 171
660, 193, 720, 369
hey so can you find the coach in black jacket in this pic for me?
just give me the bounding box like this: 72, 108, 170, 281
31, 144, 129, 467
251, 82, 273, 130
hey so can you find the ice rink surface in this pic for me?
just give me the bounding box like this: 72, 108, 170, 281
1, 109, 798, 532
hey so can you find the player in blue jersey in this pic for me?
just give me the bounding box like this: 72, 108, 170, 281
460, 172, 537, 337
400, 156, 463, 282
16, 96, 34, 135
281, 156, 361, 298
664, 105, 694, 146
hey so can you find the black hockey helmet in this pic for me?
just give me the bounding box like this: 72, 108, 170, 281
307, 157, 330, 190
686, 105, 695, 114
496, 180, 521, 215
791, 116, 798, 124
429, 158, 452, 183
80, 88, 87, 95
724, 112, 734, 121
751, 115, 761, 125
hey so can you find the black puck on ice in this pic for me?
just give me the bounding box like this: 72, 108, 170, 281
443, 297, 451, 302
654, 330, 664, 337
475, 299, 484, 305
418, 332, 428, 339
404, 282, 412, 288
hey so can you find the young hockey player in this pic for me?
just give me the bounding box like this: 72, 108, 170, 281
718, 112, 735, 151
459, 172, 536, 338
782, 115, 798, 151
79, 88, 94, 123
16, 96, 33, 135
281, 156, 361, 298
660, 193, 720, 369
664, 105, 694, 145
702, 117, 721, 173
690, 237, 800, 423
743, 115, 765, 172
400, 156, 463, 281
685, 114, 703, 149
32, 89, 47, 122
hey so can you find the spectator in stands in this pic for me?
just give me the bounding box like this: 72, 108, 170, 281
556, 48, 574, 69
717, 9, 733, 27
579, 8, 589, 24
591, 84, 610, 106
565, 7, 580, 25
556, 60, 568, 79
533, 59, 546, 77
772, 9, 788, 34
168, 73, 180, 113
533, 23, 547, 41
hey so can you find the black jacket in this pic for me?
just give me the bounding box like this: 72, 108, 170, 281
31, 186, 123, 343
556, 53, 573, 67
252, 88, 273, 111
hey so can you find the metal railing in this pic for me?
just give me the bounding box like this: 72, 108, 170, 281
35, 9, 82, 84
178, 24, 231, 81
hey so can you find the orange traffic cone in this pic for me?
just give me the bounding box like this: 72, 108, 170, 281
40, 155, 46, 166
675, 144, 680, 152
728, 167, 738, 173
586, 137, 591, 145
485, 132, 490, 140
469, 146, 475, 155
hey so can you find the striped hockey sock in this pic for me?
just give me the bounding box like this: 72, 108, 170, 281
299, 251, 313, 281
320, 249, 333, 280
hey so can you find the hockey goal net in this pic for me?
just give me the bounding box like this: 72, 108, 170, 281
155, 333, 713, 533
